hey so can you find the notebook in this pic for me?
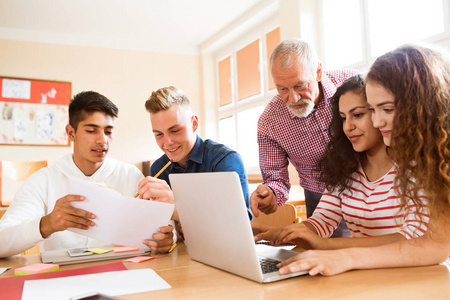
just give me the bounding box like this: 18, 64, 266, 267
41, 247, 150, 265
170, 172, 308, 283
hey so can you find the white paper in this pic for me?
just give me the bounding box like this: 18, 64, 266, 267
1, 79, 31, 99
36, 110, 55, 138
0, 267, 11, 274
68, 177, 174, 246
22, 269, 171, 300
255, 243, 296, 251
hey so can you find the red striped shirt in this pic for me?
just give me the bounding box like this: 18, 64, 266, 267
305, 166, 429, 239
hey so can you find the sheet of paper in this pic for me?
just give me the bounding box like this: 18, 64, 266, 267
0, 262, 127, 300
68, 177, 174, 246
22, 269, 171, 300
0, 267, 11, 274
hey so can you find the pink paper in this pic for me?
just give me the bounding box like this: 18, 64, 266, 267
124, 256, 154, 263
113, 247, 140, 253
15, 263, 59, 275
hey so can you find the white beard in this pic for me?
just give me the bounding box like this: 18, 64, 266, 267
287, 99, 315, 118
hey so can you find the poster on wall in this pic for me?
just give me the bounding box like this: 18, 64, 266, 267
0, 76, 71, 146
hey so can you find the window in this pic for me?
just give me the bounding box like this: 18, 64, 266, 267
236, 39, 262, 100
218, 56, 232, 107
321, 0, 450, 69
216, 25, 280, 172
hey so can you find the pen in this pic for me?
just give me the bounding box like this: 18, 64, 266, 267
168, 243, 177, 253
135, 161, 172, 197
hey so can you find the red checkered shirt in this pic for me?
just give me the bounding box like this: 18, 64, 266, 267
257, 69, 359, 206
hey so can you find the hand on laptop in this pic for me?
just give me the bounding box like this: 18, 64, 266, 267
253, 223, 283, 245
250, 184, 277, 217
137, 177, 179, 221
277, 248, 352, 276
254, 222, 325, 250
142, 224, 174, 253
251, 222, 271, 236
40, 195, 96, 238
269, 223, 326, 249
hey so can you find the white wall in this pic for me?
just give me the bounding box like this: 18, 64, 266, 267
0, 39, 202, 171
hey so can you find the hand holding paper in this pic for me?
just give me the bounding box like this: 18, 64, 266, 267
142, 224, 174, 253
40, 195, 95, 238
68, 177, 174, 248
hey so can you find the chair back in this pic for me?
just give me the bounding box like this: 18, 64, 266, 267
0, 160, 47, 207
251, 203, 299, 227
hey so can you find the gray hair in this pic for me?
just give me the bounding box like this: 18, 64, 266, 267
270, 38, 320, 77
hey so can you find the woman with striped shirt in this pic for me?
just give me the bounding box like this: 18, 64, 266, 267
254, 74, 429, 249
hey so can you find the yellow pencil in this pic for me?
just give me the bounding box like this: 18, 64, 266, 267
168, 242, 177, 253
135, 161, 172, 197
154, 161, 172, 178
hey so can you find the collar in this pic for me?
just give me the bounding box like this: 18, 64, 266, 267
171, 135, 203, 170
320, 72, 335, 106
187, 135, 204, 164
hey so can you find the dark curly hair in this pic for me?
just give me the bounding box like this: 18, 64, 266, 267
319, 74, 367, 193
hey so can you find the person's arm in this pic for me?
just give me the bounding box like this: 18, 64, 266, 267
250, 184, 277, 217
0, 171, 94, 257
256, 190, 411, 250
309, 191, 431, 250
39, 195, 96, 238
277, 217, 450, 276
254, 129, 291, 216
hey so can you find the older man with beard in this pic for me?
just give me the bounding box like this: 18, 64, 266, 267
250, 39, 357, 237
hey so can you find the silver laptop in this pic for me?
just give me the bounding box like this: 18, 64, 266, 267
170, 172, 308, 283
41, 247, 150, 265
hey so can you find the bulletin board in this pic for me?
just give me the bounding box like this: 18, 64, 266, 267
0, 76, 71, 146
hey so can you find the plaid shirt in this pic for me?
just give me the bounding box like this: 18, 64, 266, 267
257, 70, 359, 206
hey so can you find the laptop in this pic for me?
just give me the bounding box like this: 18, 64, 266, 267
170, 172, 308, 283
41, 247, 150, 265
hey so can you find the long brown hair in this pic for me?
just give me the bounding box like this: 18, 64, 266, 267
366, 44, 450, 224
319, 74, 367, 194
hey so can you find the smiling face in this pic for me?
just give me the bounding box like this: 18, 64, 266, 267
365, 81, 396, 146
66, 111, 114, 176
272, 56, 322, 118
150, 104, 198, 168
339, 91, 383, 153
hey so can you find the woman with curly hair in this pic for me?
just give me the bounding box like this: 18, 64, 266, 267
276, 44, 450, 276
254, 74, 428, 249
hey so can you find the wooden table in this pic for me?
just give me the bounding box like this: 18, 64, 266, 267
1, 243, 449, 299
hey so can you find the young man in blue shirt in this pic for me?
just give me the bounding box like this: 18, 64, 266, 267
136, 86, 251, 225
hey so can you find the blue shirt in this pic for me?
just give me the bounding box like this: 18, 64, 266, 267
151, 135, 252, 219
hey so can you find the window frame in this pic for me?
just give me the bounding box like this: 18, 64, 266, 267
319, 0, 450, 71
215, 16, 279, 174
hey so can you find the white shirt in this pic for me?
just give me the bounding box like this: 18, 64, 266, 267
0, 154, 144, 257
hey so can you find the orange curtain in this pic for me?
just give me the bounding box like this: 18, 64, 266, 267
218, 56, 232, 107
236, 39, 261, 101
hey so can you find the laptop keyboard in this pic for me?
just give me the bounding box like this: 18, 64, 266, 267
259, 257, 281, 274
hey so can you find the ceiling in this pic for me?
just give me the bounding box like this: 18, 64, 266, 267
0, 0, 274, 55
